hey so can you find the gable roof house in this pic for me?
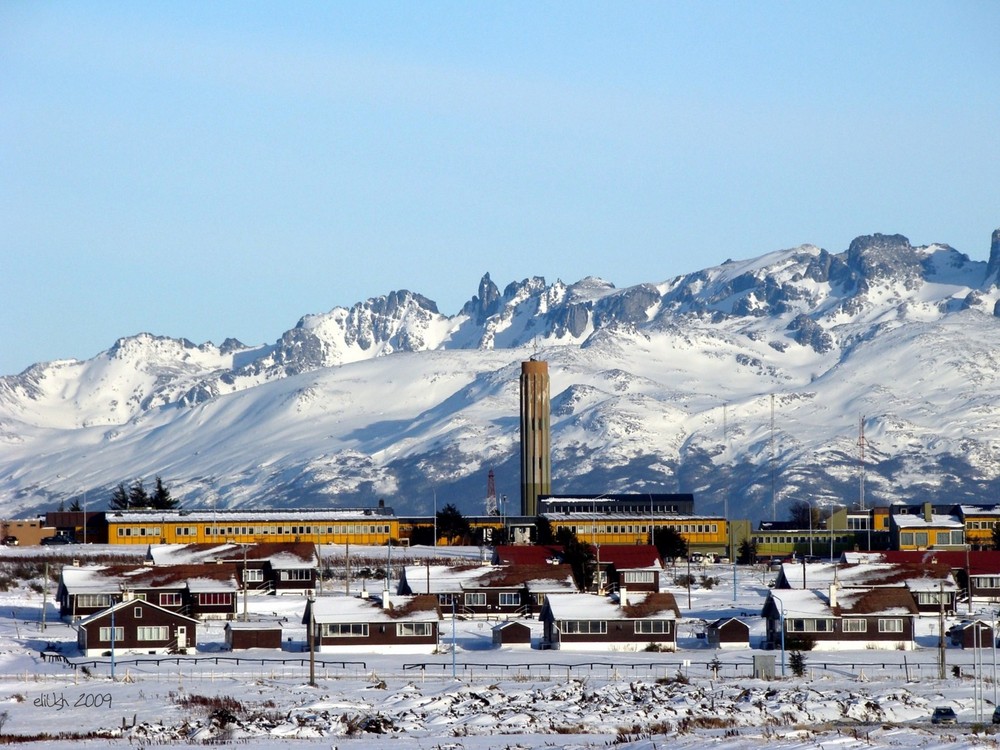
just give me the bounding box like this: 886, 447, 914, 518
763, 585, 918, 651
147, 542, 317, 594
76, 597, 198, 656
540, 591, 680, 651
706, 617, 751, 649
304, 594, 441, 653
397, 564, 577, 618
58, 563, 239, 621
774, 561, 958, 614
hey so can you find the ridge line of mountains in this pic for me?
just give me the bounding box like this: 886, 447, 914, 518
3, 229, 1000, 522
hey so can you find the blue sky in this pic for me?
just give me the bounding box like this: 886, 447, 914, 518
2, 2, 998, 375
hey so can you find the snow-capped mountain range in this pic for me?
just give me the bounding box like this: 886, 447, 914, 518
3, 229, 1000, 523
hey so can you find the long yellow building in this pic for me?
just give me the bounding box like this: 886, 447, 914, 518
105, 508, 398, 546
541, 512, 730, 555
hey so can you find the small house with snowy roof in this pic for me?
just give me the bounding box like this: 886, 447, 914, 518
76, 597, 198, 656
540, 591, 680, 651
303, 594, 441, 653
762, 585, 918, 651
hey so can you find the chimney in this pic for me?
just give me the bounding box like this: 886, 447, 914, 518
829, 582, 838, 609
619, 586, 628, 607
923, 502, 933, 523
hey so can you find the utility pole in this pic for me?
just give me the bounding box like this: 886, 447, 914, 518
308, 596, 316, 687
938, 582, 946, 679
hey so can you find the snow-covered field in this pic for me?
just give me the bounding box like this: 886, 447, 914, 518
1, 549, 998, 749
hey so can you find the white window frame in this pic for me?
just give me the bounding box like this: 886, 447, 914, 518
137, 626, 169, 641
397, 622, 433, 637
635, 620, 671, 634
842, 618, 867, 633
878, 618, 903, 633
99, 626, 124, 642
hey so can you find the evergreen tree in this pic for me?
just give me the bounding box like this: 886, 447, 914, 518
737, 538, 758, 565
150, 476, 178, 509
555, 527, 596, 591
652, 526, 689, 562
789, 650, 807, 677
68, 498, 82, 512
992, 524, 1000, 551
436, 503, 470, 544
128, 479, 150, 509
535, 516, 555, 545
109, 482, 130, 510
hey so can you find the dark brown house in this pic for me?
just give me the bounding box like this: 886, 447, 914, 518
304, 594, 441, 653
147, 542, 318, 594
763, 585, 918, 651
948, 620, 995, 649
706, 617, 750, 649
225, 622, 285, 650
58, 563, 239, 621
492, 621, 532, 648
540, 591, 680, 651
76, 598, 198, 656
397, 564, 576, 618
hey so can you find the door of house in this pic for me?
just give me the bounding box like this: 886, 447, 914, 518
176, 626, 187, 650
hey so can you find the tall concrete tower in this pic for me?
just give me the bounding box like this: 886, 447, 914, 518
520, 358, 551, 517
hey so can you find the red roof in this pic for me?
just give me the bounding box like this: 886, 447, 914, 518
492, 544, 662, 569
876, 550, 1000, 576
596, 545, 662, 569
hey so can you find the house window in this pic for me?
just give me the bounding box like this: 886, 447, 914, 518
635, 620, 671, 634
464, 593, 486, 607
623, 571, 655, 584
137, 626, 169, 641
842, 618, 867, 633
499, 593, 520, 607
787, 618, 833, 633
99, 626, 124, 642
916, 592, 946, 605
397, 622, 433, 637
244, 569, 265, 583
914, 532, 928, 548
77, 594, 113, 609
561, 620, 607, 635
197, 593, 232, 606
322, 623, 368, 637
878, 618, 904, 633
975, 576, 1000, 590
159, 593, 182, 607
134, 607, 142, 618
279, 570, 312, 581
437, 593, 457, 606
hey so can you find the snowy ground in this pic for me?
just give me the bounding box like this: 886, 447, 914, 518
1, 548, 999, 748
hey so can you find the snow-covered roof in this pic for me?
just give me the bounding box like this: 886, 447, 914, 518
544, 592, 679, 621
60, 563, 238, 594
778, 562, 956, 591
767, 587, 918, 618
77, 597, 199, 626
541, 512, 723, 522
307, 594, 440, 624
892, 513, 963, 530
108, 508, 393, 523
399, 564, 491, 594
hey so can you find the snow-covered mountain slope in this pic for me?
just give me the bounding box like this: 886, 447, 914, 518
3, 230, 1000, 522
